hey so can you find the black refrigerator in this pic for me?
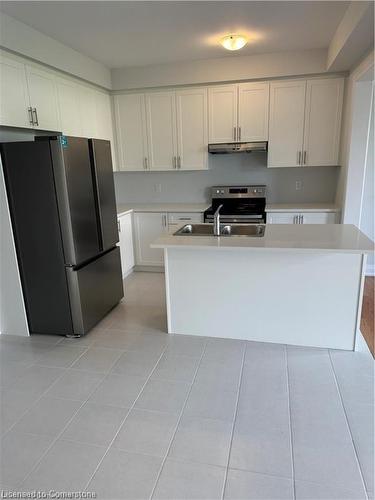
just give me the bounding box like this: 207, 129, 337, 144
1, 136, 124, 336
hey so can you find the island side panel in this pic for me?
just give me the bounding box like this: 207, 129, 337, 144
164, 248, 364, 350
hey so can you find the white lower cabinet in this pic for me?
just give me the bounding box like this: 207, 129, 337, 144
134, 212, 168, 266
267, 212, 337, 224
118, 212, 135, 278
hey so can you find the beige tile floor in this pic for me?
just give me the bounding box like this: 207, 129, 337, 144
0, 271, 373, 499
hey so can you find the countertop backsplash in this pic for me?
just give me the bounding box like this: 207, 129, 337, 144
114, 153, 340, 205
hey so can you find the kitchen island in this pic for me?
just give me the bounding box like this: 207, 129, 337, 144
152, 224, 373, 350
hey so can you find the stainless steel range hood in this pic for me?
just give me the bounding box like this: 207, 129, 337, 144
208, 141, 268, 154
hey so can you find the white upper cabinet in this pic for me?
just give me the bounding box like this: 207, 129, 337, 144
145, 91, 177, 171
268, 80, 306, 167
26, 66, 60, 131
208, 85, 238, 143
115, 93, 148, 171
95, 92, 113, 141
303, 78, 344, 166
0, 55, 30, 128
56, 78, 82, 137
78, 86, 98, 138
176, 88, 208, 170
238, 82, 269, 142
268, 78, 344, 168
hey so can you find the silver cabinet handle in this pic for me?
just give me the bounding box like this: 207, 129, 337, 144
303, 151, 307, 165
177, 156, 181, 169
162, 214, 167, 227
143, 157, 148, 170
234, 126, 237, 142
293, 215, 297, 224
238, 126, 241, 141
300, 215, 304, 224
297, 151, 301, 165
27, 107, 34, 125
32, 108, 39, 126
172, 156, 176, 169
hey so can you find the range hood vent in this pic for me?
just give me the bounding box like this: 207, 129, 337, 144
208, 141, 268, 154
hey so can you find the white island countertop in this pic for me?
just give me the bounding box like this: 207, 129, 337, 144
152, 224, 373, 254
265, 203, 340, 212
117, 203, 209, 217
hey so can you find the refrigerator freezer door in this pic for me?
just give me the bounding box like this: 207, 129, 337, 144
89, 139, 119, 251
1, 141, 73, 335
66, 247, 124, 335
50, 136, 101, 266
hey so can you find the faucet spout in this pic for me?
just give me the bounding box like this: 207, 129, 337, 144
213, 204, 223, 236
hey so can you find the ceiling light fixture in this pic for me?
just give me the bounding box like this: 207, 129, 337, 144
220, 34, 248, 51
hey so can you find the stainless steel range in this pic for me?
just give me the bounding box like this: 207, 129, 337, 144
204, 185, 266, 224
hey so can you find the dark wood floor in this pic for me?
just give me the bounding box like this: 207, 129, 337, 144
361, 277, 374, 357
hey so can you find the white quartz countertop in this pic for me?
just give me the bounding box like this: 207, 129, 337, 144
265, 203, 340, 212
117, 203, 209, 217
152, 224, 374, 254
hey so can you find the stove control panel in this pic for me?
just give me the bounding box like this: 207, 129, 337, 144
211, 185, 266, 198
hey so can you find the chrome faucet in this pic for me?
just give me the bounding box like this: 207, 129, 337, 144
213, 204, 223, 236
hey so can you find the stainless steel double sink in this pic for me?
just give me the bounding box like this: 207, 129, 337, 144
174, 223, 265, 237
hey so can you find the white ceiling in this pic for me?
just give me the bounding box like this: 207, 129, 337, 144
0, 1, 350, 69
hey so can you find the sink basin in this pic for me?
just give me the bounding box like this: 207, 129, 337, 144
174, 223, 265, 237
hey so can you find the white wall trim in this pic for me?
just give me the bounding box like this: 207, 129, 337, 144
111, 48, 330, 91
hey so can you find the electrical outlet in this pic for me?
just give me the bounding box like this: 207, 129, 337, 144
295, 180, 302, 191
154, 183, 162, 193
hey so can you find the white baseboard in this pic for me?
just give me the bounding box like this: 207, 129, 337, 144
134, 265, 164, 273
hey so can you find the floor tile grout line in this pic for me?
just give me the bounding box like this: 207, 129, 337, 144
285, 345, 296, 500
1, 343, 92, 439
328, 350, 370, 500
81, 339, 172, 493
148, 339, 210, 500
9, 343, 109, 489
220, 342, 246, 500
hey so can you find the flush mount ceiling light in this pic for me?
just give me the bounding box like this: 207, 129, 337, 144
220, 34, 248, 51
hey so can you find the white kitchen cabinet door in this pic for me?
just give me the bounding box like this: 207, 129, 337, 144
56, 79, 82, 137
115, 93, 148, 171
134, 212, 167, 266
238, 82, 269, 141
26, 66, 60, 131
299, 212, 337, 224
267, 212, 337, 224
208, 85, 238, 143
268, 80, 306, 167
145, 92, 177, 171
79, 86, 98, 138
176, 88, 208, 170
303, 78, 344, 166
95, 92, 113, 140
0, 56, 30, 128
267, 213, 298, 224
118, 213, 135, 278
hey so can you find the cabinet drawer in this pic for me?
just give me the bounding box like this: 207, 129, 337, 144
168, 212, 203, 223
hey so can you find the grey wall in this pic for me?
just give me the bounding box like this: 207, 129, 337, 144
114, 153, 340, 204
